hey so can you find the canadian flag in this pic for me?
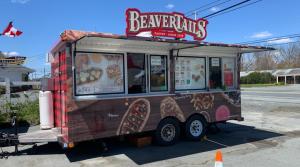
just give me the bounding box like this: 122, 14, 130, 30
1, 22, 23, 37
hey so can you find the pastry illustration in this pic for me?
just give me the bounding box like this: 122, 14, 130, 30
90, 54, 103, 63
76, 54, 89, 70
76, 67, 103, 85
192, 74, 201, 82
215, 105, 230, 121
191, 93, 214, 111
160, 97, 185, 122
117, 98, 150, 135
106, 64, 121, 79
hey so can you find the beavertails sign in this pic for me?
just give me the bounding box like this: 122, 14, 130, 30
125, 8, 208, 41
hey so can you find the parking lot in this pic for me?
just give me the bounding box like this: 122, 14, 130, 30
1, 85, 300, 167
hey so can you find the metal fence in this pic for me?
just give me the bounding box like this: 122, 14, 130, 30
0, 78, 40, 112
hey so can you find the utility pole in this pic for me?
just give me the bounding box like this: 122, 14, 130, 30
5, 77, 11, 111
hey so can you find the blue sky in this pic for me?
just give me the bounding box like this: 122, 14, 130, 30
0, 0, 299, 76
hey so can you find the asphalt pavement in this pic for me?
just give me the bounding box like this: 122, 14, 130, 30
0, 85, 300, 167
242, 85, 300, 104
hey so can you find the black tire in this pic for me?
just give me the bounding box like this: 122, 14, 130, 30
155, 118, 180, 146
185, 115, 207, 141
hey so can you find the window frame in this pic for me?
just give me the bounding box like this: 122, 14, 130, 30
208, 57, 223, 90
222, 57, 237, 89
149, 55, 169, 93
126, 52, 148, 94
174, 56, 207, 91
74, 51, 126, 96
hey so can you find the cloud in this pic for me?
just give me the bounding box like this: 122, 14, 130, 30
165, 3, 175, 10
210, 7, 220, 12
3, 51, 19, 56
267, 38, 294, 44
11, 0, 30, 4
250, 31, 273, 38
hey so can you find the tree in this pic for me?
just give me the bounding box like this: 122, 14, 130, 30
277, 42, 300, 68
253, 51, 277, 70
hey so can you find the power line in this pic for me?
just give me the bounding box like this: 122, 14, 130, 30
202, 0, 251, 18
205, 0, 262, 19
185, 0, 224, 15
266, 40, 300, 47
237, 34, 300, 45
186, 0, 233, 17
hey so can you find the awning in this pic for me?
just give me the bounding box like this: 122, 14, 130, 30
51, 30, 275, 54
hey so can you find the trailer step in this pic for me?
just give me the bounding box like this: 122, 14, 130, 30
18, 128, 61, 144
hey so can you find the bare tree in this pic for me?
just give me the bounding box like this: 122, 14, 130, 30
241, 53, 255, 71
253, 51, 277, 70
277, 42, 300, 68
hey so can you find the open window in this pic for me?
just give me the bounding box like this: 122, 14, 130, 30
75, 52, 124, 95
222, 57, 236, 89
209, 57, 222, 89
127, 53, 147, 94
175, 57, 206, 90
150, 55, 168, 92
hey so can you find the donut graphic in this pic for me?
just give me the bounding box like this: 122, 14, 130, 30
215, 105, 230, 121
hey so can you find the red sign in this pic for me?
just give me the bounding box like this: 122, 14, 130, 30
126, 8, 208, 41
151, 29, 185, 38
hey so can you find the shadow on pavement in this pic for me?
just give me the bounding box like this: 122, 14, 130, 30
65, 122, 282, 165
7, 122, 282, 165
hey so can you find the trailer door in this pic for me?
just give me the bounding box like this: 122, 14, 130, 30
52, 51, 67, 128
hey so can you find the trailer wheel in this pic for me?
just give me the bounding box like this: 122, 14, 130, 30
155, 118, 180, 146
185, 115, 207, 141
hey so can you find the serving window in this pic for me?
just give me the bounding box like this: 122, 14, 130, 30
75, 52, 124, 95
150, 55, 168, 92
175, 57, 206, 90
209, 57, 222, 89
127, 53, 147, 94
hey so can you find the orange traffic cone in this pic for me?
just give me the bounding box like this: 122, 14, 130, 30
214, 150, 223, 167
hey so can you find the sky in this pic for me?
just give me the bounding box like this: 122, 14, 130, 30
0, 0, 299, 76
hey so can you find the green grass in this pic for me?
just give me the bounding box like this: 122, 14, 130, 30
241, 82, 285, 88
0, 99, 39, 127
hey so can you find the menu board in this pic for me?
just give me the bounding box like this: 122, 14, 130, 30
175, 57, 206, 90
223, 57, 235, 88
75, 53, 124, 95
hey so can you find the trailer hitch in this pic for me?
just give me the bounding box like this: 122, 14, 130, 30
0, 115, 20, 158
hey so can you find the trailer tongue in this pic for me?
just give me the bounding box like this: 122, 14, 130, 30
0, 116, 61, 158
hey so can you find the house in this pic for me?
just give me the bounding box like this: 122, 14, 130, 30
0, 64, 35, 82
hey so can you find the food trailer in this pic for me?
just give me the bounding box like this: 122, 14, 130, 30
0, 9, 274, 150
46, 27, 273, 147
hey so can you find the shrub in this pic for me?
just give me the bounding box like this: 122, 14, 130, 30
0, 99, 39, 127
0, 86, 5, 94
241, 72, 275, 84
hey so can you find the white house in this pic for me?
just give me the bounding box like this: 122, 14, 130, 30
0, 64, 35, 82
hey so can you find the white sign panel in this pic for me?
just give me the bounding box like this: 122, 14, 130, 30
211, 58, 220, 67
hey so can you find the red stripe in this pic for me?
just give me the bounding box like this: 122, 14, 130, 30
2, 22, 13, 34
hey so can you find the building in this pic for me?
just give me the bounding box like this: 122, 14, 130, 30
240, 68, 300, 84
0, 64, 35, 82
274, 68, 300, 84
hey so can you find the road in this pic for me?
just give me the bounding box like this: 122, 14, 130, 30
242, 85, 300, 104
1, 85, 300, 167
